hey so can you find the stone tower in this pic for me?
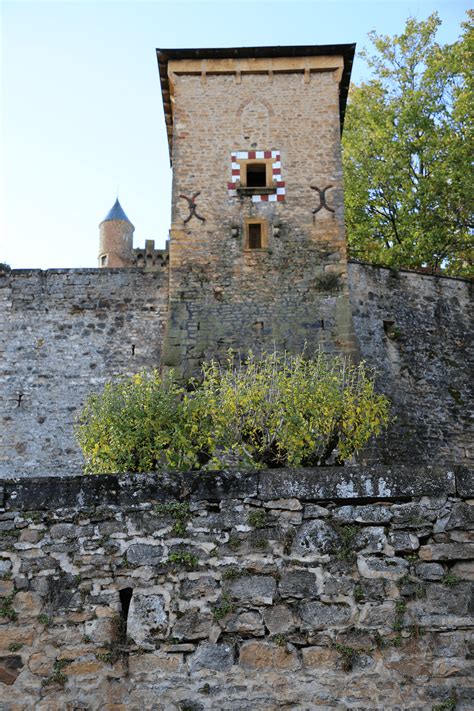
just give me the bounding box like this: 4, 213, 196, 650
98, 198, 135, 267
156, 45, 358, 374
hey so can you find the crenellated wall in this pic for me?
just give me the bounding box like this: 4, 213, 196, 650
0, 465, 472, 709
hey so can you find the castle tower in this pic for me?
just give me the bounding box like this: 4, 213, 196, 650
157, 45, 358, 373
98, 198, 135, 267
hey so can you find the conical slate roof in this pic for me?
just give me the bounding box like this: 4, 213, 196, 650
100, 198, 133, 225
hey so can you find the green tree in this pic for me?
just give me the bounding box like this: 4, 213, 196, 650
75, 351, 390, 474
343, 12, 473, 276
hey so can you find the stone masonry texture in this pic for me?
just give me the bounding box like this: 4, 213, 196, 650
1, 262, 471, 477
348, 262, 473, 465
164, 69, 358, 374
0, 465, 472, 709
0, 268, 168, 477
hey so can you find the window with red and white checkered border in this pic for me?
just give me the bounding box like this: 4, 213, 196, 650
227, 151, 286, 202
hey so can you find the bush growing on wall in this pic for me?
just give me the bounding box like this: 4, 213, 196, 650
75, 351, 390, 473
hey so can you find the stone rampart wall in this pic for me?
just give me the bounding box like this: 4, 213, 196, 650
0, 465, 472, 709
348, 263, 473, 465
0, 263, 471, 477
0, 268, 168, 477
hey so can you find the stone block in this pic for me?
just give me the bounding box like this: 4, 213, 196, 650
239, 641, 300, 670
180, 576, 218, 600
391, 502, 436, 528
83, 617, 113, 645
384, 653, 431, 679
0, 580, 14, 597
263, 605, 299, 635
172, 610, 214, 641
127, 593, 167, 645
303, 504, 330, 519
455, 466, 474, 497
223, 610, 265, 635
13, 591, 42, 618
292, 520, 338, 557
278, 570, 317, 598
302, 645, 338, 669
189, 643, 234, 672
50, 523, 76, 539
0, 626, 35, 650
359, 602, 396, 630
128, 652, 182, 675
451, 561, 474, 580
28, 648, 56, 675
0, 559, 12, 576
388, 531, 419, 552
414, 562, 445, 581
0, 655, 23, 685
445, 503, 474, 530
419, 543, 474, 561
258, 465, 456, 501
353, 526, 387, 553
298, 600, 352, 630
126, 543, 164, 566
225, 575, 276, 605
357, 555, 408, 581
333, 504, 392, 524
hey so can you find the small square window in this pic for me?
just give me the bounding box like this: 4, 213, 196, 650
238, 159, 274, 190
248, 223, 262, 249
100, 255, 108, 266
246, 163, 267, 188
245, 219, 268, 250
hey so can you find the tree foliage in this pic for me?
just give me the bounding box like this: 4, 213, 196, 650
343, 12, 473, 276
75, 351, 390, 473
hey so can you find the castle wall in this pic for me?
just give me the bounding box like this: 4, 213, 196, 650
348, 262, 473, 465
0, 268, 168, 478
164, 69, 357, 372
0, 263, 471, 477
0, 465, 472, 709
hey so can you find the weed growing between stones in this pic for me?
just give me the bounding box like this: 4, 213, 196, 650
8, 642, 23, 652
168, 550, 198, 569
334, 524, 358, 561
432, 690, 457, 711
0, 594, 17, 621
96, 614, 128, 665
42, 659, 71, 688
247, 510, 267, 529
353, 583, 364, 602
335, 643, 357, 672
272, 634, 286, 646
155, 502, 191, 535
442, 572, 459, 587
38, 614, 51, 626
393, 600, 406, 632
212, 594, 234, 621
228, 536, 241, 550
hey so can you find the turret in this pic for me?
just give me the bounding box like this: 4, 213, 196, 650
98, 198, 134, 267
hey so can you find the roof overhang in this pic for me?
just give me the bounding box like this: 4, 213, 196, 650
156, 44, 356, 163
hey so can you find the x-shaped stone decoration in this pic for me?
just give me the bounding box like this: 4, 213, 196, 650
311, 185, 335, 214
179, 192, 206, 224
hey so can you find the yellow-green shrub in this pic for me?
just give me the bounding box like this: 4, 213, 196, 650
75, 351, 390, 473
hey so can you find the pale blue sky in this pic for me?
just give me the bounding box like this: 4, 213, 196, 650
1, 0, 470, 269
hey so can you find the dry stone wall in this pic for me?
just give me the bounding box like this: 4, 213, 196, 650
0, 465, 472, 709
0, 268, 168, 478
